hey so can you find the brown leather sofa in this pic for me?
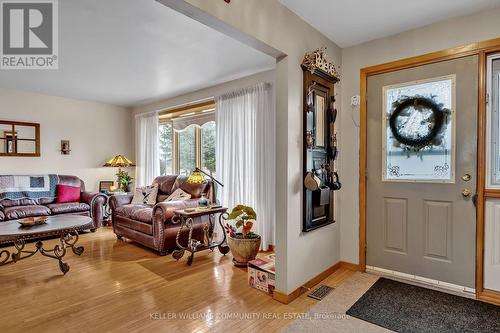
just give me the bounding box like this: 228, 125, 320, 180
0, 175, 106, 230
110, 175, 212, 255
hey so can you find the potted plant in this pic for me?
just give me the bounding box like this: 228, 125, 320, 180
225, 205, 261, 267
116, 170, 134, 192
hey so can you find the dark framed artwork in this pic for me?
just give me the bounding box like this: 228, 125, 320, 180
60, 140, 71, 155
99, 181, 114, 193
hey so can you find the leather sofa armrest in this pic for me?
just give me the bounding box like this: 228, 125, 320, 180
81, 192, 107, 229
153, 200, 199, 222
81, 191, 105, 205
151, 200, 199, 252
109, 194, 134, 211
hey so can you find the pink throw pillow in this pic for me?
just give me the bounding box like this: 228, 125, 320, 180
57, 184, 81, 203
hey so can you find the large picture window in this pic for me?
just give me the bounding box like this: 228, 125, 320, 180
158, 101, 216, 176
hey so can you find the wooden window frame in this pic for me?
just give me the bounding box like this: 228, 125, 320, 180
0, 120, 40, 157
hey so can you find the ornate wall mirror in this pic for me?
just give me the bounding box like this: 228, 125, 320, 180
0, 120, 40, 157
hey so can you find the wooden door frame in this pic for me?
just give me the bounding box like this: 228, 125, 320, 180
359, 37, 500, 305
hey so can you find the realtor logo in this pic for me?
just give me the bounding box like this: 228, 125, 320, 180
1, 0, 58, 69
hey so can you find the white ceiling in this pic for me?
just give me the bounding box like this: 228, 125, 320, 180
0, 0, 275, 107
280, 0, 500, 48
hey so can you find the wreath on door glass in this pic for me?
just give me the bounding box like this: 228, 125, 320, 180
389, 95, 451, 154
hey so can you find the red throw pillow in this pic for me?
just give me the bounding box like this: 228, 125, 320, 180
57, 184, 81, 203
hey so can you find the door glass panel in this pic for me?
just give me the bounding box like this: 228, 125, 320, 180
383, 76, 455, 182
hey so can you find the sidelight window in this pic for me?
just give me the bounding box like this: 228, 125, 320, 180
487, 56, 500, 187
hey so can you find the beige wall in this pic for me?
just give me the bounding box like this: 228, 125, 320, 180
339, 7, 500, 264
161, 0, 343, 294
0, 88, 134, 192
133, 70, 275, 115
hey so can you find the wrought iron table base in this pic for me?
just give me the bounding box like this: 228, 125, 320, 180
172, 212, 230, 266
0, 230, 84, 274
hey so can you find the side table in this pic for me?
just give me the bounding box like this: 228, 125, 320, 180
171, 207, 230, 265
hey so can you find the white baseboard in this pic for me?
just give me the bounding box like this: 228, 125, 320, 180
366, 265, 476, 299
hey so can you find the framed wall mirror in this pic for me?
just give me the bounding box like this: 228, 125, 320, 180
314, 90, 327, 148
0, 120, 40, 157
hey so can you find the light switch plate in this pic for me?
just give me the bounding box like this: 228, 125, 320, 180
351, 95, 360, 106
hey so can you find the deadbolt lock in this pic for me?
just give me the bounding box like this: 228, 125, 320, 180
462, 174, 471, 181
462, 189, 472, 198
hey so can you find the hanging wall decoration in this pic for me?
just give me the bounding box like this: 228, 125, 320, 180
301, 47, 340, 81
301, 48, 340, 232
389, 95, 450, 155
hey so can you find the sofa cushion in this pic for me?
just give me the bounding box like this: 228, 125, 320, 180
153, 175, 178, 196
57, 184, 81, 203
131, 184, 158, 206
46, 202, 90, 215
165, 188, 191, 202
4, 205, 51, 220
0, 209, 4, 221
115, 204, 153, 224
156, 194, 169, 202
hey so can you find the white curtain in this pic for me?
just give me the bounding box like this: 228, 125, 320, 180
136, 111, 160, 187
216, 83, 275, 250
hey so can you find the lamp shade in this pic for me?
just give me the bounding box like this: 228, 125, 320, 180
103, 155, 136, 167
187, 169, 206, 185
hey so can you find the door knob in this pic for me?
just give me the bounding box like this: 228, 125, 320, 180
462, 189, 472, 198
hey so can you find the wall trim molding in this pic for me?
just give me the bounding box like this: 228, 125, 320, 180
273, 261, 359, 304
340, 261, 361, 272
359, 37, 500, 303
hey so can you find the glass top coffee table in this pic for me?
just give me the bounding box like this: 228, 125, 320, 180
0, 216, 93, 274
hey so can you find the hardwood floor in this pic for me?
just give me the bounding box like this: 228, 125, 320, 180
0, 228, 355, 333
